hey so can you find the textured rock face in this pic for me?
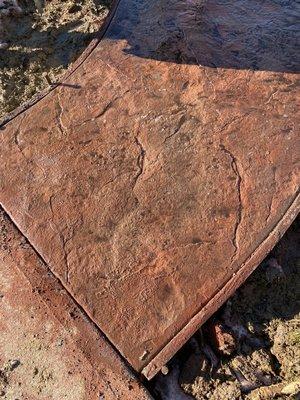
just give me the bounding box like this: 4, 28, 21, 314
0, 0, 299, 378
0, 210, 152, 399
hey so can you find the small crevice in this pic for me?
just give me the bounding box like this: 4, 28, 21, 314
94, 100, 114, 119
56, 92, 68, 137
163, 114, 187, 144
265, 166, 277, 223
133, 135, 146, 192
13, 115, 27, 161
72, 89, 131, 131
220, 144, 243, 262
167, 239, 216, 252
49, 194, 71, 284
95, 89, 130, 120
100, 171, 130, 191
13, 116, 46, 179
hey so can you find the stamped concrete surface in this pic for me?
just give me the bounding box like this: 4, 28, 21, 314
0, 209, 152, 399
0, 0, 299, 378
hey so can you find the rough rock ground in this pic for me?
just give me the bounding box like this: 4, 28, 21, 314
0, 0, 299, 399
0, 0, 298, 376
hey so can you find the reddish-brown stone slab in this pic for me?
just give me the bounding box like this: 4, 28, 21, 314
0, 0, 299, 378
0, 209, 152, 398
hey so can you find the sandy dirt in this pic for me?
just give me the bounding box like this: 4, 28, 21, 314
0, 2, 299, 399
0, 0, 110, 119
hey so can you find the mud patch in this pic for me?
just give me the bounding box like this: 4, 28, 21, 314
0, 0, 111, 118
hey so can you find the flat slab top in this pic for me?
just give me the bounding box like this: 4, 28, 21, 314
0, 0, 299, 378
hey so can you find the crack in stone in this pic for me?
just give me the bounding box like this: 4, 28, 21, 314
70, 102, 114, 130
220, 144, 242, 263
100, 171, 130, 191
167, 239, 216, 252
163, 115, 187, 144
133, 135, 146, 192
147, 113, 188, 167
220, 114, 248, 132
13, 116, 27, 161
265, 89, 279, 104
94, 89, 131, 121
216, 111, 255, 136
56, 92, 68, 137
13, 116, 46, 179
94, 100, 115, 119
49, 194, 71, 284
265, 166, 277, 223
118, 239, 216, 282
72, 89, 131, 131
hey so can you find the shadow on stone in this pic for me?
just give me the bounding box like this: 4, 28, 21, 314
108, 0, 299, 73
